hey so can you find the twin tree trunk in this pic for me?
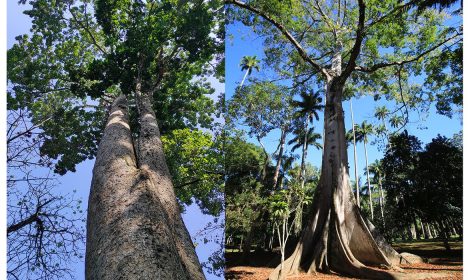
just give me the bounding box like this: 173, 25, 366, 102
269, 75, 404, 280
85, 94, 205, 279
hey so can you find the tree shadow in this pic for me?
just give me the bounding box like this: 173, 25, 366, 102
225, 269, 254, 279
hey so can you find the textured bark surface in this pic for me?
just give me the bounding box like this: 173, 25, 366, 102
269, 76, 405, 280
86, 95, 205, 280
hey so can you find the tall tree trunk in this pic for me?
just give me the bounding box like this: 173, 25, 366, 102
363, 137, 374, 220
86, 95, 205, 280
273, 128, 287, 190
242, 229, 253, 260
300, 115, 311, 189
258, 137, 270, 183
382, 118, 391, 148
269, 71, 402, 279
423, 222, 433, 239
409, 223, 416, 240
378, 175, 385, 226
419, 219, 426, 239
239, 69, 249, 88
413, 216, 422, 240
350, 100, 360, 207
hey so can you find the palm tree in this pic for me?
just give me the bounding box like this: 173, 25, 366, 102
239, 55, 260, 88
374, 106, 391, 146
289, 127, 322, 188
369, 160, 385, 226
349, 99, 360, 207
290, 90, 324, 189
356, 121, 374, 220
389, 115, 404, 130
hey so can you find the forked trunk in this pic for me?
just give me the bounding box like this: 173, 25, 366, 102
269, 77, 403, 280
86, 95, 205, 280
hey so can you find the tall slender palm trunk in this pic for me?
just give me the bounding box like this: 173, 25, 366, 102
350, 100, 360, 207
300, 115, 311, 189
239, 69, 249, 88
377, 175, 385, 226
85, 94, 205, 280
363, 137, 374, 220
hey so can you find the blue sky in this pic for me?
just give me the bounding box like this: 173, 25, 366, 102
225, 16, 462, 183
7, 2, 223, 279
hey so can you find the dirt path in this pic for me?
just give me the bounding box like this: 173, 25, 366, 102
226, 262, 462, 280
226, 240, 463, 279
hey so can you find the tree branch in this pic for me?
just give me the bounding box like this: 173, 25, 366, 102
68, 3, 108, 55
175, 178, 202, 189
341, 0, 365, 79
7, 214, 39, 234
226, 0, 327, 77
355, 32, 461, 73
365, 0, 419, 31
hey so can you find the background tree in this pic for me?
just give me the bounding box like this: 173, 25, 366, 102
290, 90, 323, 189
382, 131, 422, 241
8, 0, 224, 278
228, 81, 295, 189
239, 55, 260, 88
224, 133, 269, 258
374, 106, 391, 146
369, 160, 386, 227
356, 121, 375, 220
349, 100, 360, 206
226, 0, 461, 278
7, 109, 85, 280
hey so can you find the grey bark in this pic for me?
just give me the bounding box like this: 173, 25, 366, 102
85, 95, 205, 280
269, 54, 404, 279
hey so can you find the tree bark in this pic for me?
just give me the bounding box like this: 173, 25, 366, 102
269, 74, 403, 279
85, 95, 205, 280
272, 127, 287, 190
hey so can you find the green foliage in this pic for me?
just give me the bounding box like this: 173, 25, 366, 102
240, 55, 260, 74
380, 131, 462, 239
9, 0, 223, 174
228, 0, 461, 122
227, 81, 294, 139
224, 134, 266, 196
162, 129, 224, 216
